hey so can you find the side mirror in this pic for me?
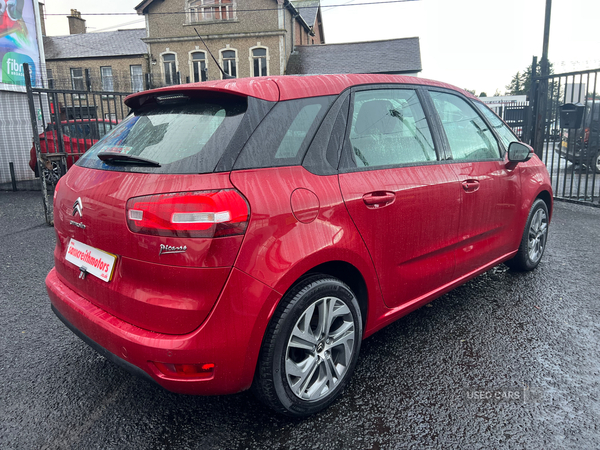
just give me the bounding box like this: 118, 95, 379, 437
508, 142, 533, 163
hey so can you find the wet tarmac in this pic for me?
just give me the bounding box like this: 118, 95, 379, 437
1, 191, 599, 449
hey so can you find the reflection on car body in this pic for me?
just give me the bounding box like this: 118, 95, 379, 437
46, 74, 553, 416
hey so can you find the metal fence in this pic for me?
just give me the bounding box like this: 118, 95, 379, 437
23, 65, 132, 224
531, 68, 600, 206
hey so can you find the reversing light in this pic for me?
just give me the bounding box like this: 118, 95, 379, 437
126, 190, 249, 238
152, 362, 215, 380
171, 211, 231, 224
128, 209, 143, 221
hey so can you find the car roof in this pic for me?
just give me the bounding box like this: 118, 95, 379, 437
125, 74, 477, 107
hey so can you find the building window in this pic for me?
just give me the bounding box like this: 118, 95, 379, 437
187, 0, 235, 23
70, 68, 84, 91
251, 48, 268, 77
221, 49, 237, 79
130, 65, 143, 92
162, 53, 178, 85
191, 52, 207, 82
46, 69, 54, 89
101, 66, 114, 92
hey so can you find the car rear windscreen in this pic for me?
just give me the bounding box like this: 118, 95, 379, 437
77, 97, 247, 174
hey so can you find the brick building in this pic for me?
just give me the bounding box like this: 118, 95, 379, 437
134, 0, 325, 84
43, 11, 149, 93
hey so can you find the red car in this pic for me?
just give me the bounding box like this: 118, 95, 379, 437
47, 74, 552, 416
29, 119, 116, 183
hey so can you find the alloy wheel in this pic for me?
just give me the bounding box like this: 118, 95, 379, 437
285, 296, 356, 401
528, 208, 548, 264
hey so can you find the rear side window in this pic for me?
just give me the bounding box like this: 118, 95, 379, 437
349, 89, 436, 168
430, 92, 501, 161
234, 96, 334, 170
77, 98, 246, 174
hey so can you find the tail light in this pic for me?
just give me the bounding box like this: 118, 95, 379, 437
126, 190, 249, 238
584, 128, 590, 144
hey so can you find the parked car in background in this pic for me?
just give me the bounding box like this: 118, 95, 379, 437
47, 74, 553, 416
29, 119, 117, 183
555, 100, 600, 173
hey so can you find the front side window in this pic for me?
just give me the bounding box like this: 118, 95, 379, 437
191, 52, 207, 82
473, 101, 519, 151
130, 65, 143, 92
70, 68, 84, 91
221, 50, 237, 78
101, 66, 114, 92
252, 48, 267, 77
348, 89, 436, 168
431, 92, 501, 161
187, 0, 235, 23
162, 54, 177, 85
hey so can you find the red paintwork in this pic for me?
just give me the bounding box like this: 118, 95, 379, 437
53, 166, 242, 335
339, 164, 462, 309
29, 119, 117, 174
125, 74, 478, 106
47, 75, 553, 396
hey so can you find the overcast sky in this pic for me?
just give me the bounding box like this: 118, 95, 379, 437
42, 0, 600, 95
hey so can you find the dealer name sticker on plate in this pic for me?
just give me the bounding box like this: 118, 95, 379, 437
65, 239, 116, 282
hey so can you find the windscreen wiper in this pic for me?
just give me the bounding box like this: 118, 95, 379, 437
97, 152, 161, 167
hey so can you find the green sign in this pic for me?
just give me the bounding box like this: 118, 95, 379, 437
1, 52, 36, 86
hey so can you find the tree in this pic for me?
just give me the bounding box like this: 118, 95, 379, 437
479, 92, 488, 98
506, 62, 555, 96
506, 71, 525, 95
463, 88, 476, 95
494, 88, 502, 97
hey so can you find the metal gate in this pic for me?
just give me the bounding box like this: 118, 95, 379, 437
530, 68, 600, 206
24, 65, 132, 224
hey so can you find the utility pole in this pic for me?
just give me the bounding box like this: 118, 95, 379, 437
533, 0, 552, 158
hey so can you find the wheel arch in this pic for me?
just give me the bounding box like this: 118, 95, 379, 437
301, 261, 369, 330
536, 189, 553, 221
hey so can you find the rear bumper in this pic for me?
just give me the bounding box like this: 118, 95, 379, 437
46, 266, 281, 395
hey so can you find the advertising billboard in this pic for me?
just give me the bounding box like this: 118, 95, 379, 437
0, 0, 41, 89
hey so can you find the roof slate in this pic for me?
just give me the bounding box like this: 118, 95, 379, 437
286, 37, 422, 75
291, 1, 320, 28
43, 29, 148, 60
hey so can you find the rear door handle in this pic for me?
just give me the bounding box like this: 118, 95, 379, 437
362, 191, 396, 208
461, 180, 480, 193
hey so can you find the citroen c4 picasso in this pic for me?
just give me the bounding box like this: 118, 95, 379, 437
47, 74, 552, 416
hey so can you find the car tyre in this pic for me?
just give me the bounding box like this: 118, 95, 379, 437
506, 199, 549, 271
252, 275, 362, 417
42, 162, 61, 185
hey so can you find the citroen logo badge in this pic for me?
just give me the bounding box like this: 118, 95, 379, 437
73, 198, 83, 217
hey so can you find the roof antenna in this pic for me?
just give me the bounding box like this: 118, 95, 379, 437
194, 28, 235, 80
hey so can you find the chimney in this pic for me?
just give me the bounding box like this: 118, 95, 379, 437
38, 2, 46, 36
68, 9, 86, 34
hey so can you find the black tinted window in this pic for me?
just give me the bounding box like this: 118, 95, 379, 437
77, 98, 246, 174
234, 96, 334, 169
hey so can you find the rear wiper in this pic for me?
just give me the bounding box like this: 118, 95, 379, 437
97, 152, 161, 167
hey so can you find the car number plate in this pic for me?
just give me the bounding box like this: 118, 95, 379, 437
65, 239, 116, 282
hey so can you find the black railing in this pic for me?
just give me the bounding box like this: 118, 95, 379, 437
532, 68, 600, 206
24, 64, 133, 224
